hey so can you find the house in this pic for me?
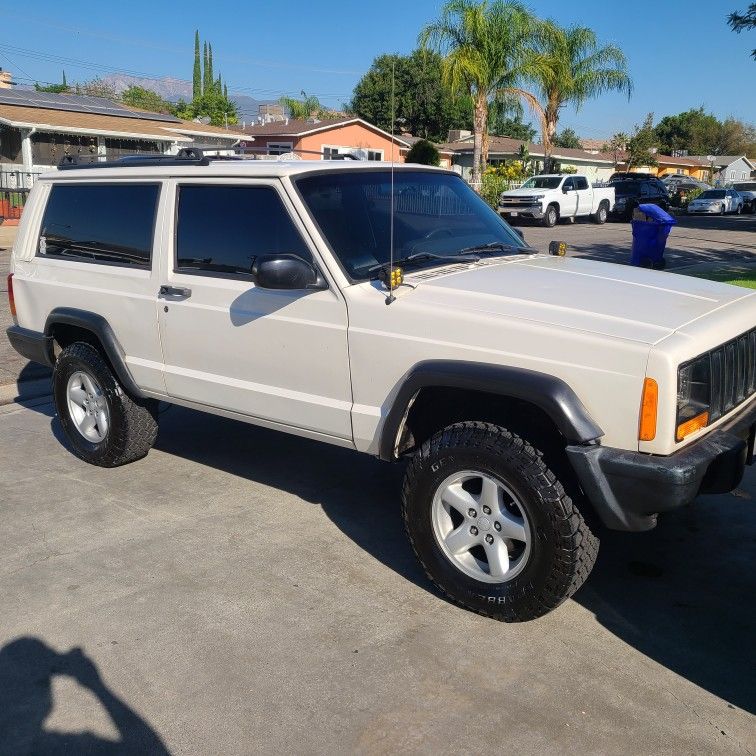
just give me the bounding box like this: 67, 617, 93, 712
0, 88, 246, 186
615, 153, 711, 181
239, 117, 410, 161
448, 133, 616, 182
690, 155, 755, 184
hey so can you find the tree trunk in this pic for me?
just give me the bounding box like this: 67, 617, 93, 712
471, 92, 488, 191
543, 99, 558, 173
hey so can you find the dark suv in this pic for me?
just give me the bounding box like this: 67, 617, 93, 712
610, 177, 669, 220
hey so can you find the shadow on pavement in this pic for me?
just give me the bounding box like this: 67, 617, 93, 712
144, 406, 756, 713
0, 637, 169, 755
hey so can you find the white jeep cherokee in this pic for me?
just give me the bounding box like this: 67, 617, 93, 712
7, 151, 756, 622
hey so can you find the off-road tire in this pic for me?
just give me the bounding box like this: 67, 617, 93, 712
53, 342, 158, 467
542, 204, 558, 228
402, 421, 599, 622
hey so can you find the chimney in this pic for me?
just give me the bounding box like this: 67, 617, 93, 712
0, 69, 14, 89
447, 129, 472, 143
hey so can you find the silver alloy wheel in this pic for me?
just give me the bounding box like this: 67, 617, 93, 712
598, 205, 607, 222
431, 470, 532, 584
66, 370, 109, 443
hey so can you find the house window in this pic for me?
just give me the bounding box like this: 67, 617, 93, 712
267, 142, 293, 156
367, 150, 383, 161
322, 146, 341, 160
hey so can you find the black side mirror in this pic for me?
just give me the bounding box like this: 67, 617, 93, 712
562, 185, 570, 193
252, 254, 325, 290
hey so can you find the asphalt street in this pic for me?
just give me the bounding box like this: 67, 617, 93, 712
1, 397, 754, 754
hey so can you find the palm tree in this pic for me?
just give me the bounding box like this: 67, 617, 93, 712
532, 23, 632, 169
419, 0, 545, 189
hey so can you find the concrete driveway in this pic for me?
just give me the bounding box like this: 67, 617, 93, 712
1, 397, 754, 754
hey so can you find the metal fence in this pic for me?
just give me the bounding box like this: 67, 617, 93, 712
0, 168, 43, 221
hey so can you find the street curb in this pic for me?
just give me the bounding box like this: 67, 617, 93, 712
0, 377, 52, 407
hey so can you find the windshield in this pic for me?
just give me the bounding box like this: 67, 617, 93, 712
520, 176, 563, 189
699, 190, 725, 199
296, 170, 528, 279
734, 183, 756, 191
613, 181, 642, 196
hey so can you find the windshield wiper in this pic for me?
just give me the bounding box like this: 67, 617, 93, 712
456, 241, 535, 255
367, 251, 480, 275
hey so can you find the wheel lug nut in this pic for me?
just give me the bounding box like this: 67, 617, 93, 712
468, 508, 477, 518
470, 526, 478, 536
482, 506, 491, 515
494, 522, 502, 531
485, 534, 494, 544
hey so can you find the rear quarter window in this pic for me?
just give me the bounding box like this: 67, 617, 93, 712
38, 183, 160, 268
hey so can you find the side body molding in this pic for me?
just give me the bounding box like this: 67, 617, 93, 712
44, 307, 145, 399
378, 361, 604, 461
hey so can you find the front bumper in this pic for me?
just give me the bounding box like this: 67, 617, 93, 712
688, 206, 721, 214
498, 204, 544, 219
567, 399, 756, 531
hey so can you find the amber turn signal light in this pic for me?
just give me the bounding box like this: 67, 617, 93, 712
676, 411, 709, 442
638, 377, 658, 441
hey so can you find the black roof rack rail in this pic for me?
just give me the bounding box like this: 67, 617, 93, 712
58, 147, 210, 170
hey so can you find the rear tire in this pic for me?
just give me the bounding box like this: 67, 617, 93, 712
53, 342, 158, 467
592, 202, 608, 224
402, 422, 599, 622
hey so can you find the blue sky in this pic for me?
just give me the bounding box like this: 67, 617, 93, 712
2, 0, 754, 138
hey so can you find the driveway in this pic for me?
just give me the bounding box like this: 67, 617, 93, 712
0, 398, 754, 754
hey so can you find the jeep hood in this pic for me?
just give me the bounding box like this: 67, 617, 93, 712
499, 188, 548, 197
404, 255, 753, 345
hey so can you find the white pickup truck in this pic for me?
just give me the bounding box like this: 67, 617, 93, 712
498, 174, 615, 227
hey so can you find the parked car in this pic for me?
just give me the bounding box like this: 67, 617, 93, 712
498, 174, 614, 227
7, 151, 756, 623
687, 189, 744, 215
731, 181, 756, 213
610, 177, 669, 220
662, 175, 709, 191
609, 171, 655, 182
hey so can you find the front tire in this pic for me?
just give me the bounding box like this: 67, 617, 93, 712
592, 202, 608, 224
402, 422, 599, 622
53, 342, 158, 467
542, 204, 558, 228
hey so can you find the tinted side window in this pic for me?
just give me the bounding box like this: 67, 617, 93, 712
563, 178, 575, 190
175, 185, 311, 277
575, 177, 589, 190
39, 183, 159, 267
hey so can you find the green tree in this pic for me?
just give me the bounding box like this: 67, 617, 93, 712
553, 127, 582, 148
626, 113, 658, 168
280, 91, 322, 120
727, 4, 756, 58
206, 44, 214, 94
35, 71, 69, 94
202, 42, 209, 94
487, 93, 535, 139
601, 132, 628, 168
193, 31, 202, 100
405, 139, 441, 165
174, 90, 238, 127
420, 0, 544, 188
654, 107, 721, 154
122, 85, 176, 115
531, 23, 632, 168
350, 50, 472, 141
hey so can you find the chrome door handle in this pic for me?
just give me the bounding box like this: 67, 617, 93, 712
159, 285, 192, 298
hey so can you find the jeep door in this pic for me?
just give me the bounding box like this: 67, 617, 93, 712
155, 179, 353, 443
561, 177, 579, 217
574, 176, 592, 215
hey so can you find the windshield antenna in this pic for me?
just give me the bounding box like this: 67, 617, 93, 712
386, 59, 397, 305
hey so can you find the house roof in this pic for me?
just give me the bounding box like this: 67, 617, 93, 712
0, 102, 245, 143
241, 117, 411, 146
399, 134, 455, 156
449, 135, 613, 164
689, 155, 755, 170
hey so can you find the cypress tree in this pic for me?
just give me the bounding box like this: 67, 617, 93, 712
192, 30, 201, 100
62, 70, 67, 87
202, 41, 208, 94
223, 82, 228, 100
207, 44, 214, 93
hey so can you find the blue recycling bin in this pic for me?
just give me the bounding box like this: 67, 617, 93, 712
630, 203, 676, 269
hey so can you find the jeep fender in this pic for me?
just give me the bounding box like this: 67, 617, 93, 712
44, 307, 145, 399
378, 361, 603, 461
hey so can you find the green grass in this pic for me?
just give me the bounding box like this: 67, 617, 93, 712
686, 269, 756, 289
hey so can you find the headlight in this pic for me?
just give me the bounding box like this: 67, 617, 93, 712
677, 355, 711, 440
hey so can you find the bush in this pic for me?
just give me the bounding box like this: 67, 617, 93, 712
671, 186, 703, 208
405, 139, 440, 166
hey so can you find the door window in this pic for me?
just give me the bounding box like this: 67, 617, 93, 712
575, 176, 589, 190
175, 185, 312, 278
38, 183, 159, 268
563, 178, 575, 191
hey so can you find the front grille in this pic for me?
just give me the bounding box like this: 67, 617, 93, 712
500, 196, 540, 205
709, 327, 756, 421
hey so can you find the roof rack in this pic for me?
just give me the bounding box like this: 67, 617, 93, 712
58, 147, 209, 170
57, 145, 360, 170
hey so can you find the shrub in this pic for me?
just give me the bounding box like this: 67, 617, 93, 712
405, 139, 440, 166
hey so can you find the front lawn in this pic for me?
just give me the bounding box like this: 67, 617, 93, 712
685, 268, 756, 289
